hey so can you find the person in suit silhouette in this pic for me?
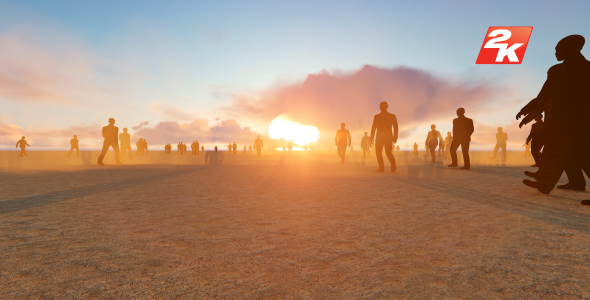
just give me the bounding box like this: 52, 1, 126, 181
165, 143, 172, 154
448, 108, 474, 170
68, 135, 80, 158
370, 102, 398, 172
144, 139, 148, 155
361, 132, 371, 159
425, 124, 442, 162
201, 145, 204, 153
195, 140, 200, 155
489, 127, 508, 161
335, 123, 351, 163
232, 142, 237, 154
191, 141, 196, 155
16, 136, 30, 157
517, 35, 590, 194
413, 142, 418, 155
396, 145, 400, 153
444, 132, 453, 159
97, 118, 122, 165
119, 128, 132, 159
136, 138, 144, 156
523, 141, 532, 157
254, 135, 264, 158
525, 114, 544, 166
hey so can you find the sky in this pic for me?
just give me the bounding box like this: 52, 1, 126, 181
0, 0, 589, 150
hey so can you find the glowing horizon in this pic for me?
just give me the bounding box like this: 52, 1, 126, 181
268, 115, 320, 146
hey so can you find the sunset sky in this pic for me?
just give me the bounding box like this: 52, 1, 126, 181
1, 0, 589, 150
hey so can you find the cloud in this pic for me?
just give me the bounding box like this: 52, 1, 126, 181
132, 118, 257, 145
132, 121, 149, 131
149, 101, 195, 121
0, 118, 102, 148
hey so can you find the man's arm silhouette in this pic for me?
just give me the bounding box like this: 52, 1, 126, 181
370, 116, 377, 144
392, 115, 398, 143
517, 69, 554, 120
467, 119, 474, 137
15, 141, 19, 148
347, 131, 351, 147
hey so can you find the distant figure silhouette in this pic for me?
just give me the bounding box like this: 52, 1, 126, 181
119, 128, 133, 159
361, 132, 371, 159
444, 132, 453, 159
68, 135, 80, 158
201, 145, 204, 153
396, 145, 400, 153
438, 139, 444, 157
165, 143, 172, 154
254, 135, 263, 158
228, 143, 231, 152
522, 141, 532, 157
517, 35, 590, 195
448, 108, 474, 170
191, 141, 196, 155
137, 138, 144, 156
525, 114, 544, 166
425, 124, 442, 162
413, 142, 418, 155
335, 123, 351, 163
370, 102, 398, 172
287, 139, 294, 155
195, 140, 200, 155
214, 146, 218, 152
232, 142, 237, 154
97, 118, 122, 165
144, 139, 148, 155
243, 145, 247, 154
16, 136, 30, 157
489, 127, 508, 161
177, 142, 182, 154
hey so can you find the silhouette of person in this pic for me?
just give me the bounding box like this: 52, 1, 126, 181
201, 145, 204, 153
195, 140, 200, 155
191, 141, 196, 155
361, 132, 371, 159
177, 142, 182, 154
444, 132, 453, 159
16, 136, 30, 157
425, 124, 442, 162
136, 138, 144, 156
287, 139, 294, 155
396, 145, 400, 153
119, 128, 133, 159
448, 108, 474, 170
489, 127, 508, 161
214, 146, 218, 153
523, 141, 532, 157
438, 139, 444, 157
243, 145, 247, 154
413, 142, 418, 155
68, 135, 80, 158
335, 123, 351, 163
165, 143, 172, 154
517, 35, 590, 194
525, 114, 544, 167
254, 135, 263, 158
232, 142, 237, 154
370, 102, 398, 172
143, 139, 148, 155
182, 142, 187, 154
97, 118, 122, 165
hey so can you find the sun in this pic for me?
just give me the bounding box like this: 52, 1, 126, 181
268, 115, 320, 145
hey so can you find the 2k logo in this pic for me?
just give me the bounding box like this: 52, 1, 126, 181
476, 27, 533, 64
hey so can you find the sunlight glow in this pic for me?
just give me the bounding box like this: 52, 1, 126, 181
268, 115, 320, 145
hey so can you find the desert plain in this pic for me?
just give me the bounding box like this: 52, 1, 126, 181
1, 149, 590, 299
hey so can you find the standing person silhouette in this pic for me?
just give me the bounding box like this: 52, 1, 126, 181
165, 143, 172, 154
287, 140, 294, 155
489, 127, 508, 161
396, 145, 400, 153
201, 145, 204, 153
448, 108, 474, 170
525, 114, 544, 166
195, 140, 200, 155
191, 141, 196, 155
425, 124, 442, 163
232, 142, 237, 154
335, 123, 351, 163
413, 142, 418, 155
370, 102, 398, 172
523, 142, 532, 157
16, 136, 30, 157
144, 139, 148, 155
254, 135, 263, 158
119, 128, 133, 159
438, 139, 444, 157
444, 132, 453, 159
361, 132, 371, 159
214, 146, 217, 153
97, 118, 122, 165
136, 138, 144, 156
68, 135, 80, 158
177, 142, 182, 154
517, 35, 590, 195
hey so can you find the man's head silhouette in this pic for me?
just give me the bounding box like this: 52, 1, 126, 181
431, 124, 436, 130
74, 135, 77, 138
497, 127, 503, 133
555, 35, 585, 61
364, 131, 368, 136
341, 123, 345, 129
257, 135, 260, 138
457, 108, 465, 117
447, 131, 451, 136
380, 101, 388, 112
123, 128, 128, 133
22, 136, 25, 139
108, 118, 115, 125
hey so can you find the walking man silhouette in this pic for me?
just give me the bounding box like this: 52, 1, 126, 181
68, 135, 80, 158
413, 142, 418, 155
361, 132, 371, 159
254, 135, 264, 158
119, 128, 133, 159
335, 123, 351, 163
201, 145, 204, 153
517, 35, 590, 195
370, 101, 398, 172
232, 142, 237, 155
525, 114, 544, 166
97, 118, 122, 165
448, 108, 474, 170
489, 127, 508, 161
425, 124, 442, 163
444, 132, 453, 159
16, 136, 30, 157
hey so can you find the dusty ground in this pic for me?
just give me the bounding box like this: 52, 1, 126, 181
1, 150, 589, 299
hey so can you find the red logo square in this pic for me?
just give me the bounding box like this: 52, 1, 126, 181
476, 26, 533, 64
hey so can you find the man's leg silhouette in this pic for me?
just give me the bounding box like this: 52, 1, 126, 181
491, 144, 500, 159
531, 140, 543, 166
461, 141, 470, 168
20, 148, 26, 157
98, 142, 122, 165
383, 142, 396, 171
449, 141, 459, 166
337, 145, 345, 163
501, 144, 507, 161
